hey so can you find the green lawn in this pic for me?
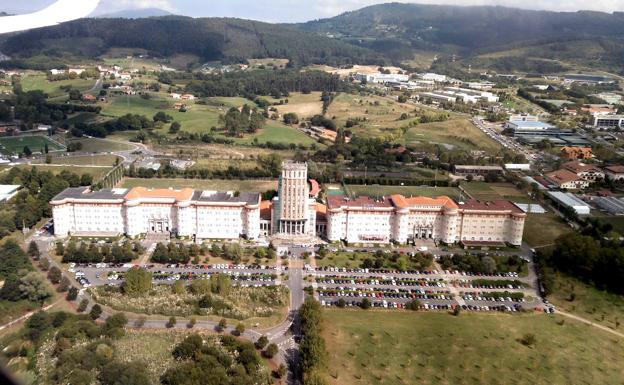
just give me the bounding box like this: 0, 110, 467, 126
321, 310, 624, 385
315, 250, 429, 270
68, 137, 135, 153
19, 73, 94, 98
50, 154, 120, 166
0, 136, 65, 155
461, 182, 533, 202
16, 164, 112, 180
121, 178, 278, 192
523, 213, 573, 247
548, 273, 624, 331
344, 185, 461, 200
102, 95, 315, 145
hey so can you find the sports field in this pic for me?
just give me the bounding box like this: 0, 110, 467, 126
343, 185, 461, 200
0, 136, 65, 155
461, 182, 534, 203
321, 310, 624, 385
121, 178, 278, 192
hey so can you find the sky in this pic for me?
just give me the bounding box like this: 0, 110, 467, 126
2, 0, 624, 23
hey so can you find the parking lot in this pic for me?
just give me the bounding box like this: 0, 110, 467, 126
308, 265, 542, 312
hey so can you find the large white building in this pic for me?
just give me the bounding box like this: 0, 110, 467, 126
355, 73, 409, 84
326, 195, 526, 246
51, 163, 526, 246
51, 187, 261, 240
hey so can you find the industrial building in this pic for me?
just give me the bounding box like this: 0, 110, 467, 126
547, 191, 591, 215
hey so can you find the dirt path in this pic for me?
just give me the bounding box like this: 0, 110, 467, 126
556, 310, 624, 339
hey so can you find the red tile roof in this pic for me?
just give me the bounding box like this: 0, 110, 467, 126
125, 187, 194, 201
545, 169, 582, 185
260, 200, 272, 220
309, 179, 320, 197
458, 199, 524, 214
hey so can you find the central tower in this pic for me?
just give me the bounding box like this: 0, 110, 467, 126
272, 161, 315, 236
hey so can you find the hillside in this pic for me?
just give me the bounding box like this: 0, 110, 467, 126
296, 3, 624, 73
0, 16, 383, 67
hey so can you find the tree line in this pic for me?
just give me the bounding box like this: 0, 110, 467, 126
57, 240, 144, 264
299, 297, 329, 385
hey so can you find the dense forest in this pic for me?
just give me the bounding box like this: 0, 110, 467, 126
168, 69, 350, 98
1, 17, 383, 68
296, 4, 624, 73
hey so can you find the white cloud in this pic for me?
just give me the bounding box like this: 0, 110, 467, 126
0, 0, 100, 34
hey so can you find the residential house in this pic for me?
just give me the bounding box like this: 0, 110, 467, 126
604, 165, 624, 182
562, 161, 604, 182
560, 146, 593, 160
544, 169, 590, 190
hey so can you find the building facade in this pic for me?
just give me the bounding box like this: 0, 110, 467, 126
51, 187, 261, 240
271, 161, 317, 237
326, 195, 525, 246
51, 163, 526, 246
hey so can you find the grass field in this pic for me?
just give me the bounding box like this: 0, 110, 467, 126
102, 94, 315, 145
403, 118, 501, 153
321, 310, 624, 385
16, 164, 112, 180
50, 154, 120, 166
0, 136, 65, 155
523, 213, 573, 247
19, 72, 94, 98
461, 182, 533, 203
121, 178, 278, 192
344, 185, 461, 200
68, 137, 135, 153
266, 92, 323, 118
548, 273, 624, 331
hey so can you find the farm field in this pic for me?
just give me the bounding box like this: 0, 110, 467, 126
548, 273, 624, 331
321, 310, 624, 385
19, 72, 95, 98
343, 185, 461, 200
121, 177, 278, 192
0, 136, 65, 155
523, 213, 573, 247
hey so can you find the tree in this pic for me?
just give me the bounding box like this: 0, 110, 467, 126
453, 305, 462, 316
187, 316, 197, 329
166, 316, 177, 328
90, 304, 103, 320
235, 323, 245, 336
77, 298, 89, 312
58, 275, 70, 292
47, 266, 62, 284
217, 318, 227, 332
360, 298, 371, 310
283, 112, 299, 125
18, 272, 51, 303
264, 343, 278, 358
255, 335, 269, 349
482, 256, 497, 274
153, 111, 173, 123
519, 333, 536, 347
169, 121, 181, 134
23, 146, 32, 156
122, 267, 152, 296
66, 286, 78, 301
406, 299, 421, 310
27, 241, 40, 259
276, 363, 287, 378
99, 361, 151, 385
39, 258, 50, 271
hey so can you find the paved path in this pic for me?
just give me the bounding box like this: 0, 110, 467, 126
0, 299, 63, 331
555, 310, 624, 339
